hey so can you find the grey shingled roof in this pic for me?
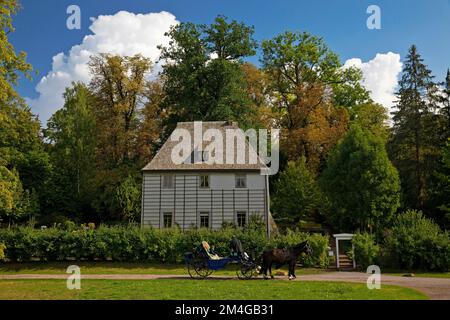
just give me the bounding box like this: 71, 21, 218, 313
142, 121, 268, 171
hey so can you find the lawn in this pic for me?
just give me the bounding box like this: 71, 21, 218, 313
0, 262, 325, 276
0, 279, 427, 300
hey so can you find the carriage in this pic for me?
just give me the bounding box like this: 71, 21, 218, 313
184, 240, 260, 279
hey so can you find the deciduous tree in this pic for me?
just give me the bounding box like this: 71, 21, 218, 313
0, 0, 32, 104
159, 16, 257, 128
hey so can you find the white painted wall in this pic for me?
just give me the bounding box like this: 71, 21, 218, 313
142, 171, 266, 230
209, 173, 265, 189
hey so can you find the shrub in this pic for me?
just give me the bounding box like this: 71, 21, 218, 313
384, 210, 450, 271
271, 157, 324, 228
352, 232, 380, 270
0, 225, 330, 267
0, 243, 5, 261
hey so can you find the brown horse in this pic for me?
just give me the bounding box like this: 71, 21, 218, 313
260, 241, 313, 280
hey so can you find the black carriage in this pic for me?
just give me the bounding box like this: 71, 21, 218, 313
184, 239, 260, 279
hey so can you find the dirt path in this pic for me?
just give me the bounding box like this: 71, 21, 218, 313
1, 272, 449, 300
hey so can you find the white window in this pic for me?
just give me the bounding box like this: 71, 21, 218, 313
199, 212, 210, 228
199, 175, 210, 188
163, 212, 173, 228
235, 174, 247, 188
162, 175, 174, 189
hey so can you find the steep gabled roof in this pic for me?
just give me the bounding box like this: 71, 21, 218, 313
142, 121, 268, 171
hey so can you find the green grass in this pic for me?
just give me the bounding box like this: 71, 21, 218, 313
0, 279, 427, 300
0, 261, 325, 276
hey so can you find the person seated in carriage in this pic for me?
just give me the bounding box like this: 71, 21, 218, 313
199, 241, 222, 260
229, 235, 250, 261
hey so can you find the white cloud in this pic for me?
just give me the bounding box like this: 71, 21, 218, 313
28, 11, 178, 124
343, 52, 403, 111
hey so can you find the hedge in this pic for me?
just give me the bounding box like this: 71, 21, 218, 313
0, 243, 5, 262
0, 226, 331, 268
351, 232, 380, 270
383, 210, 450, 271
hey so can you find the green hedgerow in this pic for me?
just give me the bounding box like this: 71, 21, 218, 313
0, 225, 330, 267
384, 210, 450, 271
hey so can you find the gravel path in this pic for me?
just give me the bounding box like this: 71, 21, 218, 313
1, 272, 449, 300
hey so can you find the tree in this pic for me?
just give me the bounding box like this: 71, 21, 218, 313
44, 83, 96, 217
261, 31, 370, 128
0, 98, 51, 214
136, 80, 167, 165
389, 45, 441, 210
0, 0, 32, 104
89, 53, 152, 168
351, 102, 390, 141
280, 83, 349, 172
320, 125, 401, 233
440, 69, 450, 131
432, 138, 450, 228
159, 15, 257, 128
115, 175, 141, 223
261, 31, 370, 171
241, 62, 282, 129
0, 166, 35, 226
87, 54, 152, 221
0, 1, 48, 221
271, 157, 324, 227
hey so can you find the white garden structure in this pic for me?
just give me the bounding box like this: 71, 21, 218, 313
333, 233, 356, 269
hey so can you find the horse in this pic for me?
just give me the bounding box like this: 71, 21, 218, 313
260, 241, 313, 280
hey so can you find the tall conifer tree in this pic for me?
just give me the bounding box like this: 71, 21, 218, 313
390, 45, 440, 209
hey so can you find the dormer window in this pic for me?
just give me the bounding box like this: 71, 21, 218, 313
191, 149, 209, 163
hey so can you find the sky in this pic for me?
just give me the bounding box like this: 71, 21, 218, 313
8, 0, 450, 124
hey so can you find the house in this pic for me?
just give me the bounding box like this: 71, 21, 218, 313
141, 121, 270, 236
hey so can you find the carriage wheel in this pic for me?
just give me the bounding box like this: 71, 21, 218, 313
195, 263, 213, 279
187, 262, 200, 279
237, 263, 257, 280
187, 259, 212, 279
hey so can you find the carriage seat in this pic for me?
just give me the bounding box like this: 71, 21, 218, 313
201, 241, 221, 260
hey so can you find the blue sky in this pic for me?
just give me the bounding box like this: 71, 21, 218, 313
9, 0, 450, 123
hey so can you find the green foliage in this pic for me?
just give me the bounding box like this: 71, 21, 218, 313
0, 166, 36, 225
0, 99, 51, 211
0, 0, 32, 104
389, 45, 443, 211
261, 30, 370, 113
271, 157, 324, 227
350, 103, 390, 141
384, 210, 450, 271
440, 69, 450, 130
159, 15, 256, 127
352, 232, 380, 270
432, 138, 450, 228
45, 82, 96, 203
115, 175, 141, 222
320, 125, 401, 233
0, 243, 5, 261
0, 226, 329, 267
